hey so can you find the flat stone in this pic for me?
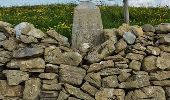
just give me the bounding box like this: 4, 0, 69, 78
129, 60, 141, 71
155, 23, 170, 34
85, 40, 115, 63
42, 79, 58, 84
68, 97, 81, 100
0, 32, 6, 41
2, 37, 18, 51
165, 87, 170, 97
123, 32, 136, 44
41, 37, 58, 44
84, 72, 101, 88
142, 56, 158, 72
102, 75, 119, 88
132, 43, 146, 51
23, 78, 41, 100
126, 53, 144, 61
103, 29, 117, 43
57, 90, 70, 100
45, 46, 82, 66
100, 68, 132, 76
0, 80, 22, 99
142, 24, 155, 32
131, 25, 143, 37
156, 52, 170, 70
39, 73, 57, 80
159, 45, 170, 53
59, 64, 86, 85
150, 71, 170, 81
20, 35, 38, 43
116, 23, 131, 36
42, 83, 62, 91
45, 64, 59, 73
0, 50, 11, 64
64, 84, 94, 100
0, 21, 14, 36
118, 72, 131, 82
115, 39, 127, 53
81, 82, 99, 96
27, 28, 46, 39
95, 88, 125, 100
40, 91, 59, 98
152, 80, 170, 86
13, 47, 44, 58
3, 70, 29, 85
146, 46, 161, 55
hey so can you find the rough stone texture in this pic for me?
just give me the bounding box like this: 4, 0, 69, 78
81, 82, 99, 96
102, 75, 119, 88
131, 25, 144, 37
3, 70, 29, 85
142, 56, 158, 72
126, 53, 144, 61
129, 60, 141, 71
0, 21, 14, 36
45, 46, 82, 66
123, 32, 136, 44
142, 24, 155, 32
115, 39, 127, 53
155, 23, 170, 34
40, 91, 59, 98
39, 73, 57, 80
42, 83, 62, 91
118, 72, 131, 82
0, 32, 6, 41
159, 45, 170, 53
156, 52, 170, 70
72, 1, 104, 50
2, 37, 18, 51
150, 71, 170, 81
146, 46, 161, 55
23, 78, 41, 100
59, 64, 86, 85
0, 50, 12, 64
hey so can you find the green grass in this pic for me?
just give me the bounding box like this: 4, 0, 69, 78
0, 4, 170, 38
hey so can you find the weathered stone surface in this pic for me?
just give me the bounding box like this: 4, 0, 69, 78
95, 88, 125, 100
42, 79, 58, 84
150, 71, 170, 81
129, 60, 141, 71
0, 50, 11, 64
132, 43, 146, 51
40, 91, 59, 98
85, 40, 115, 63
0, 21, 14, 36
115, 39, 127, 53
59, 64, 86, 85
156, 52, 170, 70
6, 58, 45, 72
68, 97, 81, 100
123, 32, 136, 44
64, 84, 95, 100
84, 72, 101, 88
159, 34, 170, 44
155, 23, 170, 34
103, 29, 117, 43
2, 37, 18, 51
23, 78, 41, 100
42, 83, 62, 91
115, 62, 128, 69
165, 87, 170, 97
104, 55, 124, 62
0, 80, 22, 99
72, 1, 103, 50
102, 75, 119, 88
57, 90, 70, 100
116, 23, 131, 36
27, 28, 46, 39
126, 53, 144, 61
142, 24, 155, 32
3, 70, 29, 85
119, 74, 150, 89
131, 25, 144, 37
39, 73, 57, 80
20, 35, 38, 43
152, 80, 170, 86
146, 46, 161, 55
118, 72, 131, 82
46, 30, 69, 46
45, 64, 59, 73
159, 45, 170, 53
142, 56, 158, 72
101, 68, 132, 76
45, 46, 82, 66
81, 82, 99, 96
0, 32, 6, 41
13, 47, 44, 58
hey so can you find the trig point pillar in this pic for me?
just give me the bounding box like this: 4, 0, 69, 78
71, 0, 104, 51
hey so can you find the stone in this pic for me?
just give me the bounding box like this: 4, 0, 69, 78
0, 80, 22, 99
102, 75, 119, 88
57, 90, 70, 100
2, 37, 18, 51
104, 55, 124, 62
42, 79, 58, 84
68, 97, 81, 100
44, 46, 82, 66
81, 82, 99, 96
79, 43, 92, 53
126, 53, 144, 61
3, 70, 29, 85
103, 29, 117, 43
165, 87, 170, 97
152, 80, 170, 86
142, 24, 155, 32
42, 83, 62, 91
41, 37, 58, 44
119, 74, 150, 89
84, 72, 101, 88
46, 30, 69, 46
132, 43, 146, 51
85, 40, 115, 63
59, 64, 86, 85
39, 73, 57, 80
115, 39, 127, 53
118, 72, 131, 82
45, 64, 59, 73
72, 1, 104, 50
13, 47, 44, 58
129, 60, 141, 71
123, 32, 136, 44
115, 62, 128, 69
0, 32, 6, 41
100, 68, 132, 76
150, 71, 170, 81
131, 25, 144, 37
40, 91, 59, 98
95, 88, 125, 100
6, 58, 45, 72
116, 23, 131, 36
159, 45, 170, 53
20, 35, 38, 43
0, 50, 12, 64
64, 84, 94, 100
27, 28, 46, 39
159, 34, 170, 44
156, 52, 170, 70
142, 56, 158, 72
155, 23, 170, 34
0, 21, 14, 36
146, 46, 161, 55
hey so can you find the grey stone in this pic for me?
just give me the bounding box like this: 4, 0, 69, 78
57, 90, 70, 100
72, 1, 104, 50
123, 32, 136, 44
45, 46, 82, 66
42, 79, 58, 84
81, 82, 99, 96
23, 78, 41, 100
156, 52, 170, 70
132, 43, 146, 51
42, 83, 62, 91
0, 32, 6, 41
40, 91, 59, 98
100, 68, 132, 76
104, 55, 124, 62
45, 64, 59, 73
85, 40, 115, 63
142, 56, 158, 72
146, 46, 161, 55
129, 60, 141, 71
68, 97, 81, 100
39, 73, 57, 80
59, 64, 86, 85
159, 34, 170, 44
64, 84, 94, 100
118, 72, 131, 82
159, 45, 170, 53
102, 75, 119, 88
142, 24, 155, 32
95, 88, 125, 100
20, 35, 38, 43
103, 29, 117, 43
131, 25, 144, 37
2, 37, 18, 51
27, 28, 46, 39
165, 87, 170, 97
0, 21, 14, 36
155, 23, 170, 34
13, 47, 44, 58
0, 50, 11, 64
115, 39, 127, 53
3, 70, 29, 85
152, 80, 170, 86
126, 53, 144, 61
150, 71, 170, 81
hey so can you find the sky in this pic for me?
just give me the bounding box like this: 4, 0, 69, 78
0, 0, 170, 7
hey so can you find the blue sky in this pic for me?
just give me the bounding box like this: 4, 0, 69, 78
0, 0, 169, 7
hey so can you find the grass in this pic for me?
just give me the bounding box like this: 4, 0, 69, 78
0, 4, 170, 38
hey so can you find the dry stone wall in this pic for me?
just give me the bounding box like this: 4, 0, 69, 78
0, 21, 170, 100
